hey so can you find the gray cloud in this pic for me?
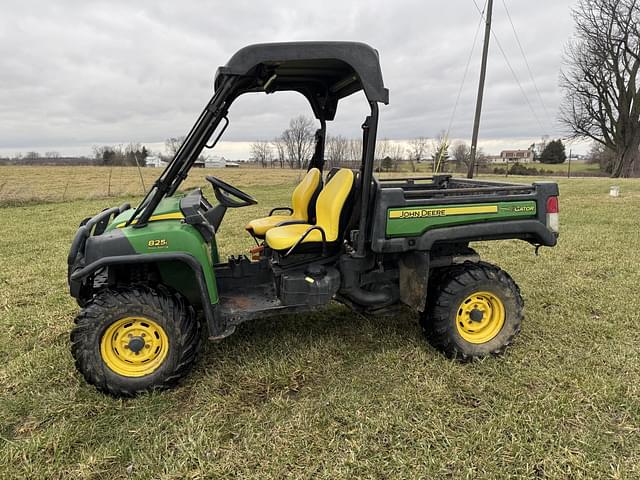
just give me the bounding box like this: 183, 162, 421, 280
0, 0, 580, 156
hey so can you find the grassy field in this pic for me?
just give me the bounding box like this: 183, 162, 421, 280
0, 166, 311, 207
1, 166, 639, 479
0, 162, 603, 206
532, 160, 601, 175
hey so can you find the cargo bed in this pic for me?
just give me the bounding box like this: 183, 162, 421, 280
369, 175, 559, 253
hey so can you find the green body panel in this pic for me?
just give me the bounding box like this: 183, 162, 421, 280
120, 221, 218, 304
105, 194, 220, 304
386, 201, 537, 237
106, 195, 184, 231
210, 235, 220, 264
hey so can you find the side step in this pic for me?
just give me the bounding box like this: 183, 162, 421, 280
209, 281, 325, 340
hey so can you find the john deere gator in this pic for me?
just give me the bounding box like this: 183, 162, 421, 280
67, 42, 559, 396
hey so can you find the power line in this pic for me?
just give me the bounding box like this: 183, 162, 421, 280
501, 0, 553, 127
435, 0, 486, 173
470, 0, 548, 136
446, 2, 486, 136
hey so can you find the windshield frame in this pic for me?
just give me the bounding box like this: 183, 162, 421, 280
125, 76, 238, 228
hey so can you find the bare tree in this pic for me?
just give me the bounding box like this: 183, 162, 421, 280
407, 137, 429, 163
452, 141, 472, 172
560, 0, 640, 177
24, 151, 40, 160
406, 136, 429, 172
373, 138, 392, 172
375, 138, 390, 162
250, 140, 273, 168
476, 148, 488, 171
430, 131, 450, 172
325, 134, 349, 169
281, 116, 315, 169
452, 141, 487, 174
165, 136, 186, 158
347, 139, 362, 168
587, 141, 617, 173
45, 151, 60, 159
388, 142, 405, 168
272, 137, 286, 168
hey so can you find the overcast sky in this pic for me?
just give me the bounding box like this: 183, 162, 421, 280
0, 0, 586, 158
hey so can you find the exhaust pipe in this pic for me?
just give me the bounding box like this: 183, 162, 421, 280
339, 255, 392, 306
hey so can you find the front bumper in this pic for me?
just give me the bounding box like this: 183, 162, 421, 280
67, 203, 131, 298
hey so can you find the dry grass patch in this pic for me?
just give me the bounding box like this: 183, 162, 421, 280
0, 170, 639, 478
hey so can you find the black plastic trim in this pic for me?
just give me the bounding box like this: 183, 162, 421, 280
67, 203, 131, 266
69, 252, 217, 335
372, 220, 558, 253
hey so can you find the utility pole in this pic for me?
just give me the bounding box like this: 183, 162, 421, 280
468, 0, 494, 179
567, 148, 572, 178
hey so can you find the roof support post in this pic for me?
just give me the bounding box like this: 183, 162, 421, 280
308, 118, 327, 172
354, 101, 379, 257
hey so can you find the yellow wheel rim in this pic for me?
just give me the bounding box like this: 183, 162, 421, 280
456, 291, 505, 344
100, 317, 169, 377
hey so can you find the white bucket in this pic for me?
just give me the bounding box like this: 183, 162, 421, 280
610, 186, 620, 197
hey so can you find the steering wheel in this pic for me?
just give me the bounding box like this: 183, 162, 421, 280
205, 176, 257, 208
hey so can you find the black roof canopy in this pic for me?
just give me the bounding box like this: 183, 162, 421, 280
215, 41, 389, 120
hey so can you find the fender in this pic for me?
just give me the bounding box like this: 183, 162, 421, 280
69, 252, 218, 335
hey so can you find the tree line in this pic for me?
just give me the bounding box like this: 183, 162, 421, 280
92, 143, 149, 166
250, 116, 481, 172
250, 116, 573, 172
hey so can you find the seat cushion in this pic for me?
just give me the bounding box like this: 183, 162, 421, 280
245, 168, 322, 238
265, 223, 325, 251
245, 215, 293, 238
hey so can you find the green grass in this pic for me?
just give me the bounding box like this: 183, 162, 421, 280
532, 160, 601, 174
1, 167, 639, 479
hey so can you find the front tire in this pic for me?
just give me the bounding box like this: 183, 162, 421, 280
421, 261, 523, 361
70, 286, 200, 397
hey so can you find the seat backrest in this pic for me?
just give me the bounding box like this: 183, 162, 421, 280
291, 168, 322, 221
315, 169, 355, 242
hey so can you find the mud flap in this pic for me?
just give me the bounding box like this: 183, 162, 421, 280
399, 251, 430, 313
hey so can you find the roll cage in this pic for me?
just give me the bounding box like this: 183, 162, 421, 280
126, 41, 389, 257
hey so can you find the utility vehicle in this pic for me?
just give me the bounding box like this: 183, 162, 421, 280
68, 42, 559, 396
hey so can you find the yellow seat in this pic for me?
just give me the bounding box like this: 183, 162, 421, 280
265, 169, 354, 252
245, 168, 321, 238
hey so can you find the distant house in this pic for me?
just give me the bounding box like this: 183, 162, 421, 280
205, 156, 226, 168
486, 155, 505, 164
500, 148, 535, 164
146, 156, 167, 168
203, 156, 240, 168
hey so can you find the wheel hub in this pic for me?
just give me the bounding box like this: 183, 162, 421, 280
469, 308, 484, 322
100, 317, 169, 377
456, 291, 505, 344
127, 336, 145, 353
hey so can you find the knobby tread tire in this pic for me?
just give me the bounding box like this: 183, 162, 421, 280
421, 261, 524, 361
70, 285, 200, 397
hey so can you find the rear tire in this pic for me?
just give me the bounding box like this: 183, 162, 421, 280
421, 261, 523, 361
70, 286, 200, 397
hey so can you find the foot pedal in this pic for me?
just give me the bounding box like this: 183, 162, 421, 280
250, 244, 264, 261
